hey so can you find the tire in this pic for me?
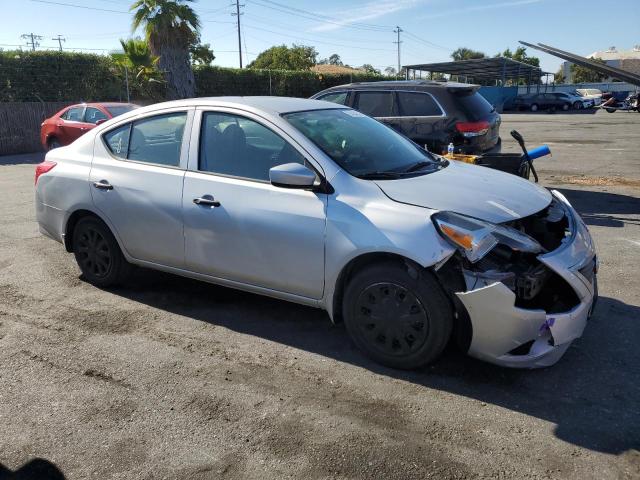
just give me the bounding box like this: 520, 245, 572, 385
72, 216, 131, 287
605, 108, 616, 113
562, 103, 570, 111
48, 138, 61, 150
573, 101, 582, 110
530, 103, 538, 112
343, 261, 453, 369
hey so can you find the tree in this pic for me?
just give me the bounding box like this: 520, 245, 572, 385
571, 58, 607, 83
130, 0, 200, 99
111, 38, 164, 99
248, 44, 318, 70
451, 47, 485, 61
384, 66, 397, 77
554, 67, 565, 84
498, 46, 540, 67
190, 38, 215, 66
360, 64, 380, 75
328, 53, 342, 66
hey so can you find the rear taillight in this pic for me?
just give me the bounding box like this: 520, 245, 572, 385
35, 160, 57, 185
455, 120, 490, 138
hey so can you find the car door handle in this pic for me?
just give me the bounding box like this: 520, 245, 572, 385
193, 196, 220, 207
93, 180, 113, 190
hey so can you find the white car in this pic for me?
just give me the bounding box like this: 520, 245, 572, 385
576, 88, 603, 106
554, 92, 593, 109
34, 97, 598, 369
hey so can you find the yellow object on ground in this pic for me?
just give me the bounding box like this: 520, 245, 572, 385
443, 153, 479, 164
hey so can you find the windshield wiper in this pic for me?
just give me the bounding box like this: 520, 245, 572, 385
357, 171, 405, 180
403, 161, 434, 173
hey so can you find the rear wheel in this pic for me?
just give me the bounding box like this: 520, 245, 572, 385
343, 261, 453, 369
48, 138, 61, 150
562, 103, 570, 111
530, 103, 539, 112
72, 217, 131, 287
605, 107, 616, 113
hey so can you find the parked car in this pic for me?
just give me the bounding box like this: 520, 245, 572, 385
311, 80, 501, 155
512, 93, 572, 112
35, 97, 597, 369
40, 102, 138, 150
575, 88, 603, 106
552, 92, 593, 109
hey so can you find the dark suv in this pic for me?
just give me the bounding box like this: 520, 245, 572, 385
311, 80, 501, 154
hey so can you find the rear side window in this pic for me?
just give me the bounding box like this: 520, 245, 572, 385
318, 92, 348, 105
397, 92, 443, 116
85, 107, 109, 124
453, 92, 494, 121
103, 112, 187, 166
62, 107, 84, 122
104, 124, 130, 158
355, 91, 395, 117
128, 113, 187, 166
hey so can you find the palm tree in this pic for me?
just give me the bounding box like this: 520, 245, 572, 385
131, 0, 200, 99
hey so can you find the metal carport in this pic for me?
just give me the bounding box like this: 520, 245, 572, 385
403, 58, 550, 91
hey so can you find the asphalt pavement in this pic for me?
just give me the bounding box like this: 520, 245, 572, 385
0, 110, 638, 479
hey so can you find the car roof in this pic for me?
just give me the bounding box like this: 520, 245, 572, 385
318, 80, 478, 91
127, 96, 347, 116
65, 102, 138, 109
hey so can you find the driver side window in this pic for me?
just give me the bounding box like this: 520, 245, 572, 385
199, 112, 306, 182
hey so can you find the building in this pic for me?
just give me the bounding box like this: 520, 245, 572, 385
562, 46, 640, 82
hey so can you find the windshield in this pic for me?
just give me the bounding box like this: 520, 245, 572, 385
105, 104, 138, 117
283, 109, 441, 178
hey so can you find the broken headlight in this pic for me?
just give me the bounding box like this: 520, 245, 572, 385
432, 211, 544, 263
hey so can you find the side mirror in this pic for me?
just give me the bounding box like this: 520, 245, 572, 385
269, 163, 317, 189
95, 119, 107, 126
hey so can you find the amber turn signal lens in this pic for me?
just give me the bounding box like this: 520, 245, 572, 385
441, 224, 473, 250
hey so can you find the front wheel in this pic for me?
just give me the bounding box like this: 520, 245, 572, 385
605, 107, 616, 113
530, 103, 539, 112
573, 101, 582, 110
72, 216, 131, 287
343, 262, 453, 369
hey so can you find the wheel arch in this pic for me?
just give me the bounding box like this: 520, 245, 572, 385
63, 208, 120, 254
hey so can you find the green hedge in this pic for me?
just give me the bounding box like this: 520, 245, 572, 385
0, 51, 383, 102
194, 66, 384, 98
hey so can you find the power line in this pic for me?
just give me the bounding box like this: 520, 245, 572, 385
30, 0, 129, 14
403, 30, 451, 53
20, 33, 44, 51
242, 22, 395, 52
249, 0, 392, 32
52, 35, 66, 52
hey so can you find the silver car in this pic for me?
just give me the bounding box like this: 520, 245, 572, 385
35, 97, 598, 369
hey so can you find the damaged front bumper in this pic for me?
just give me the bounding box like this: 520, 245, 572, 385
455, 191, 597, 368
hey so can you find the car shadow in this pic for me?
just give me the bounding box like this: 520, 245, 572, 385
106, 267, 639, 456
557, 188, 640, 227
0, 458, 66, 480
0, 152, 45, 166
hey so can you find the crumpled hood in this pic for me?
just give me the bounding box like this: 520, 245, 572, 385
375, 160, 552, 223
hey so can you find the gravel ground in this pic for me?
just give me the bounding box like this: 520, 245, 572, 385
0, 110, 639, 479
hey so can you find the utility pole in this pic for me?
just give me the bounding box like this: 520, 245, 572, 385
231, 0, 244, 68
21, 33, 43, 51
393, 26, 403, 79
52, 35, 66, 52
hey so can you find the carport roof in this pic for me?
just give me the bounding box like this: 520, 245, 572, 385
403, 57, 549, 82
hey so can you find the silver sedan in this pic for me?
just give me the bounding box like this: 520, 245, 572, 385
35, 97, 598, 369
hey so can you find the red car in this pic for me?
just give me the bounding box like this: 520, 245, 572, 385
40, 102, 138, 150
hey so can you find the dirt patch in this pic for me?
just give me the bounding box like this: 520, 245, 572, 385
549, 175, 640, 187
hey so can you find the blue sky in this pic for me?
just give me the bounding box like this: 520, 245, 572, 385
1, 0, 639, 75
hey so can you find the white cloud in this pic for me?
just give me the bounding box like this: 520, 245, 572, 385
311, 0, 423, 32
419, 0, 544, 20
